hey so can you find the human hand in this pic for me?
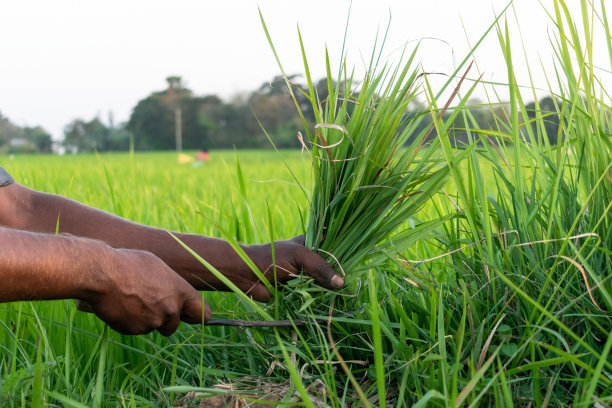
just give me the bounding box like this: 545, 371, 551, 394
237, 236, 344, 302
80, 248, 210, 336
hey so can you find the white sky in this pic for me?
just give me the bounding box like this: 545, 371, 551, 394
0, 0, 608, 140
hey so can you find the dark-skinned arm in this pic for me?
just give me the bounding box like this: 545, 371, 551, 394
0, 183, 343, 302
0, 226, 207, 335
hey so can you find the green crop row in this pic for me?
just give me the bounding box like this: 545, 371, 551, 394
0, 0, 611, 406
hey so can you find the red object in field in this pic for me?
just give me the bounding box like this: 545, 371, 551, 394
196, 151, 210, 161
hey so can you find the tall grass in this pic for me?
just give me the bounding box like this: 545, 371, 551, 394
0, 0, 610, 406
259, 0, 611, 405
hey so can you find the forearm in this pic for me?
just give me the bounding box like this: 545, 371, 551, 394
0, 183, 341, 301
3, 184, 247, 290
0, 226, 106, 302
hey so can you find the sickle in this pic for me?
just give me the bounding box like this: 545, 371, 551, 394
205, 305, 367, 327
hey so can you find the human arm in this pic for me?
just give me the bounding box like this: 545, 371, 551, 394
0, 225, 208, 335
0, 183, 343, 301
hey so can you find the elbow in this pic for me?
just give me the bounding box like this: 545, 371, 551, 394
0, 183, 36, 230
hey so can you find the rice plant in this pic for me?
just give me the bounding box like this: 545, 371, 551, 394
0, 0, 610, 406
261, 13, 475, 279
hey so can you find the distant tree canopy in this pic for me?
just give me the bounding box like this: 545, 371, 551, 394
525, 96, 564, 144
123, 76, 567, 152
127, 75, 316, 150
63, 115, 130, 153
0, 77, 569, 155
0, 112, 52, 154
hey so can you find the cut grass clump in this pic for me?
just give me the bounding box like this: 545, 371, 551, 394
258, 1, 611, 405
261, 13, 473, 281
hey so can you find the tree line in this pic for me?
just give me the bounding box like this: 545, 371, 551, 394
0, 113, 52, 154
0, 75, 566, 154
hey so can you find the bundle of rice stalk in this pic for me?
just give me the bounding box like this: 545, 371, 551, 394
262, 14, 475, 280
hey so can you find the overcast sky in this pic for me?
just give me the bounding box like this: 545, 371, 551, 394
0, 0, 607, 140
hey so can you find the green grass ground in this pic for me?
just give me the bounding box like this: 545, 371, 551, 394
0, 146, 610, 407
0, 151, 314, 406
1, 0, 611, 406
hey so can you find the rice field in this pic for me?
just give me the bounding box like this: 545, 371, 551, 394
1, 0, 611, 406
0, 139, 609, 407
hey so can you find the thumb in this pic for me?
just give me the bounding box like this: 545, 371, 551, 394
297, 247, 344, 289
180, 292, 211, 324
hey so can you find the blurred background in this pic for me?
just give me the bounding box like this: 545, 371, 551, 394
0, 0, 605, 154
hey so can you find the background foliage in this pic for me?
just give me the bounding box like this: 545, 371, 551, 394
0, 76, 565, 153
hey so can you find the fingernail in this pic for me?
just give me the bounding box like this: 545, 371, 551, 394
331, 275, 344, 288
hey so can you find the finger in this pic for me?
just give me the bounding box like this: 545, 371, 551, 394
249, 284, 274, 302
76, 299, 94, 313
158, 314, 181, 337
99, 314, 153, 335
180, 293, 211, 324
115, 324, 155, 336
298, 249, 344, 289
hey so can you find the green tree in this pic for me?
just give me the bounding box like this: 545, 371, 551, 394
526, 96, 563, 145
128, 78, 214, 150
244, 75, 311, 148
23, 127, 52, 153
0, 112, 53, 154
128, 94, 175, 150
64, 119, 96, 152
0, 113, 17, 153
63, 116, 129, 153
191, 95, 232, 148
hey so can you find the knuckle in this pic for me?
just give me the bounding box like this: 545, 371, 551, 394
204, 306, 212, 322
254, 288, 273, 302
291, 244, 310, 265
149, 315, 164, 330
159, 321, 179, 337
164, 305, 180, 321
293, 235, 306, 245
302, 252, 325, 273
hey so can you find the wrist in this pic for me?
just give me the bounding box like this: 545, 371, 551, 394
69, 238, 115, 302
164, 234, 255, 290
